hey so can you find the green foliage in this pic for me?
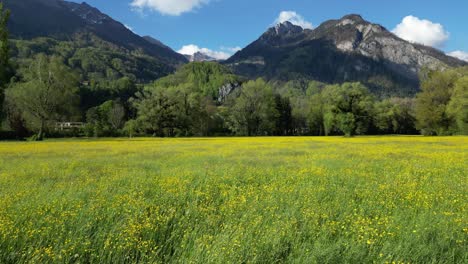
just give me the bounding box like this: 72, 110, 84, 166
0, 4, 11, 122
154, 62, 240, 100
129, 62, 241, 137
0, 3, 10, 85
274, 94, 293, 135
10, 34, 173, 84
9, 35, 169, 111
132, 83, 220, 137
131, 87, 178, 137
86, 100, 125, 137
308, 92, 326, 136
321, 82, 375, 136
374, 98, 417, 134
446, 76, 468, 134
228, 79, 278, 136
5, 54, 80, 140
2, 94, 29, 137
415, 67, 468, 135
123, 119, 139, 138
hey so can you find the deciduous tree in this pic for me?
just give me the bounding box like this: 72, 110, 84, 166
322, 82, 374, 136
228, 79, 278, 136
5, 54, 79, 140
415, 69, 459, 135
447, 76, 468, 134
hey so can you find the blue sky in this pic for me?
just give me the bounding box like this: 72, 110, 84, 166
70, 0, 468, 60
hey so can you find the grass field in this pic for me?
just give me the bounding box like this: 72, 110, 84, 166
0, 137, 467, 263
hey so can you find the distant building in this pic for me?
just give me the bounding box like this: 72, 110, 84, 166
55, 122, 85, 131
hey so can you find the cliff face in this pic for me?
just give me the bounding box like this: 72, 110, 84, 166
310, 14, 463, 80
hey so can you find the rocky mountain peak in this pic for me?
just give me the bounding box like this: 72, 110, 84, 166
341, 14, 365, 23
273, 21, 303, 35
258, 21, 306, 46
184, 52, 216, 62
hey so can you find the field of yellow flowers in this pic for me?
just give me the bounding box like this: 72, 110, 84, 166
0, 136, 467, 263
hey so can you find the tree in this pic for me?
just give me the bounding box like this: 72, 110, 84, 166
5, 54, 79, 140
321, 82, 374, 136
2, 95, 29, 137
131, 87, 178, 137
107, 101, 126, 130
274, 94, 293, 136
307, 86, 326, 136
447, 76, 468, 135
415, 69, 460, 135
228, 79, 278, 136
374, 98, 417, 134
123, 119, 139, 138
0, 3, 11, 122
86, 100, 126, 137
274, 80, 325, 135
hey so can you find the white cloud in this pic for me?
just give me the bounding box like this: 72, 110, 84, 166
274, 11, 314, 29
177, 44, 234, 60
131, 0, 210, 16
392, 16, 449, 48
447, 51, 468, 62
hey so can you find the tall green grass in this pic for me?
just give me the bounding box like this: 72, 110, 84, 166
0, 137, 466, 263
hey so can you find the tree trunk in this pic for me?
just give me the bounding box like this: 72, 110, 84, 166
37, 119, 45, 141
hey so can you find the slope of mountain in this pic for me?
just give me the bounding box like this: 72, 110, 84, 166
226, 15, 467, 96
142, 35, 173, 51
184, 52, 217, 62
4, 0, 187, 67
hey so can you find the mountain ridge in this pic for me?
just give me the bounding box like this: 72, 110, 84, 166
226, 14, 466, 95
3, 0, 187, 66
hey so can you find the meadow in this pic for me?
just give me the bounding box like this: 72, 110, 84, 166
0, 137, 466, 263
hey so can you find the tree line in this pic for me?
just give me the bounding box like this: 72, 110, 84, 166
0, 6, 466, 139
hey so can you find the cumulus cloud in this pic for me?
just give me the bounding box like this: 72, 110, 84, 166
392, 16, 449, 48
131, 0, 210, 16
178, 44, 234, 60
274, 11, 314, 29
447, 51, 468, 62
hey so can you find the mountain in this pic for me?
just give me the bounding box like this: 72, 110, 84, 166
142, 35, 173, 51
184, 52, 217, 62
226, 15, 467, 96
142, 36, 218, 63
3, 0, 187, 67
